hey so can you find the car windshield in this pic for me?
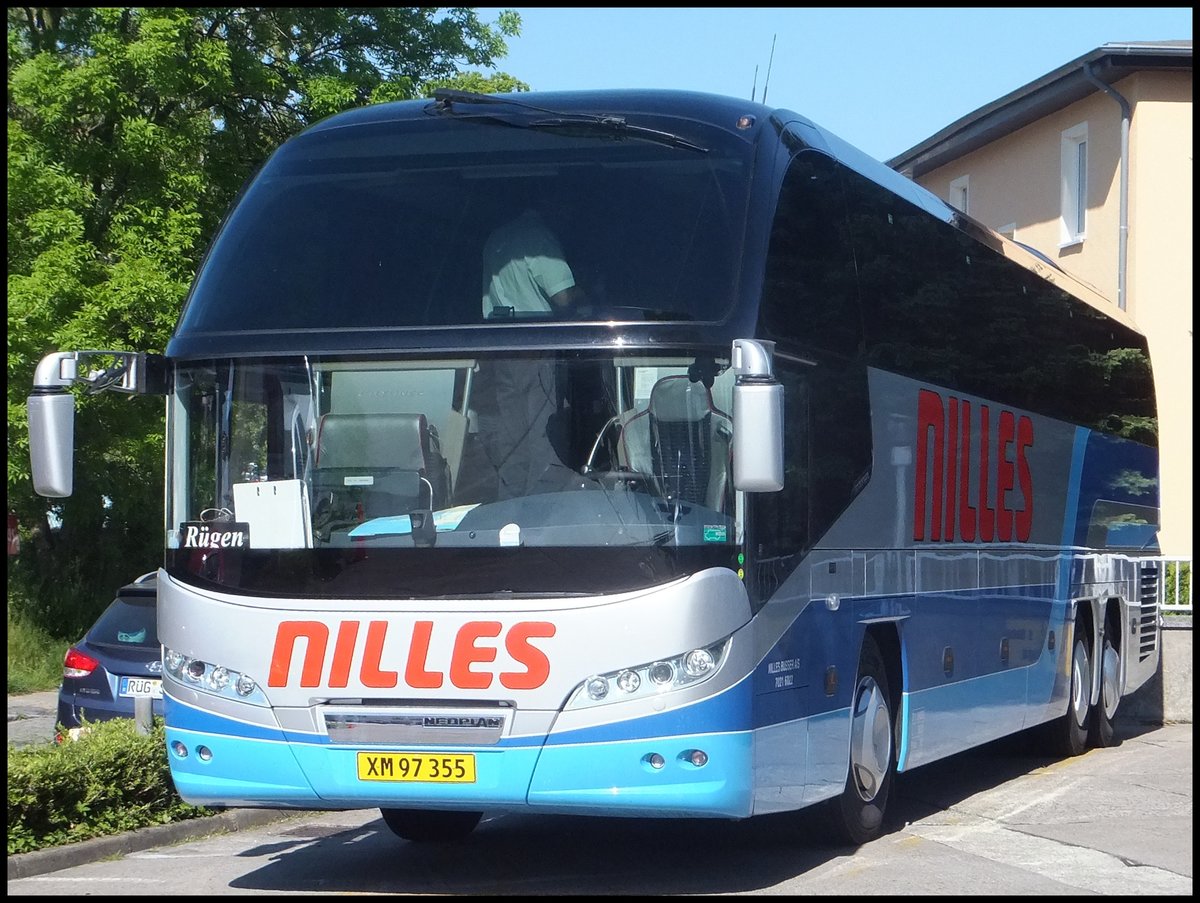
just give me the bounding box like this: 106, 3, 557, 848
89, 592, 158, 648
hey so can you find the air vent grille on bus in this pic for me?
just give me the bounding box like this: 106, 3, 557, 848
1138, 562, 1160, 662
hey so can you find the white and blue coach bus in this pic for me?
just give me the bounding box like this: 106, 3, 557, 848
29, 88, 1162, 846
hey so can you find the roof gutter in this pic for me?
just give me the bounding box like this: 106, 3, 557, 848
1082, 61, 1130, 312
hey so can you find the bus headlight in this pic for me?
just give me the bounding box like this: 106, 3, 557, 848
648, 661, 675, 686
684, 647, 715, 677
164, 649, 186, 674
586, 676, 610, 700
207, 666, 231, 691
568, 638, 729, 709
163, 646, 266, 706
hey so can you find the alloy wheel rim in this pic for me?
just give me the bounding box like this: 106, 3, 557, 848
1101, 641, 1120, 720
1070, 639, 1091, 727
849, 676, 891, 802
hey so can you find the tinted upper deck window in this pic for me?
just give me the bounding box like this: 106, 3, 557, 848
177, 113, 753, 336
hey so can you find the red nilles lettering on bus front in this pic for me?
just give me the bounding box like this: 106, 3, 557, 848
267, 619, 557, 690
450, 621, 502, 689
913, 389, 1034, 543
404, 620, 443, 689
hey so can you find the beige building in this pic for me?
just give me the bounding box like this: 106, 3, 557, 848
888, 41, 1193, 560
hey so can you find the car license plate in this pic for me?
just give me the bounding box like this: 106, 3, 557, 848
119, 677, 163, 699
357, 752, 476, 783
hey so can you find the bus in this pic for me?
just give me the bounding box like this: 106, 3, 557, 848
28, 88, 1162, 846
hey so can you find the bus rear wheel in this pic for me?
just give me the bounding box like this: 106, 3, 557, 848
1089, 629, 1120, 748
1048, 633, 1091, 757
822, 633, 895, 847
379, 808, 482, 843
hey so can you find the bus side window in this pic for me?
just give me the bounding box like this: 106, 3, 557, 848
750, 365, 811, 598
752, 146, 874, 596
759, 148, 863, 358
808, 356, 872, 536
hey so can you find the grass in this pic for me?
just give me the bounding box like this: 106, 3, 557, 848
7, 612, 68, 695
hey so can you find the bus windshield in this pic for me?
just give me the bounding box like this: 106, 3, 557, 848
175, 109, 752, 337
167, 352, 740, 594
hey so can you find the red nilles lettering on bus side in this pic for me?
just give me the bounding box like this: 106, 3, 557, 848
267, 619, 557, 690
913, 389, 1034, 543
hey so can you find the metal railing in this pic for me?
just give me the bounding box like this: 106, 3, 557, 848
1151, 557, 1193, 614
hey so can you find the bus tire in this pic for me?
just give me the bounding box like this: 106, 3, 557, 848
823, 633, 895, 847
379, 808, 482, 843
1089, 628, 1120, 748
1049, 633, 1091, 757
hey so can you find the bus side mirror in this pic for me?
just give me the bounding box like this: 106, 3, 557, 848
26, 349, 166, 498
28, 390, 76, 497
731, 339, 784, 492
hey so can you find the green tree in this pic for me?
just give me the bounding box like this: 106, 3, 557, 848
7, 7, 525, 636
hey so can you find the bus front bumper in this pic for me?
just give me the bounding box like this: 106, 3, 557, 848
165, 697, 754, 818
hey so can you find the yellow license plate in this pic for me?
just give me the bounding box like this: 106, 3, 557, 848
356, 752, 476, 783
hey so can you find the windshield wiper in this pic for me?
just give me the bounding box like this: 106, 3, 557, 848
527, 117, 707, 153
431, 88, 570, 116
427, 89, 708, 153
649, 529, 675, 547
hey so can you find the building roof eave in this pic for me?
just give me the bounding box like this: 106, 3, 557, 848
886, 41, 1192, 177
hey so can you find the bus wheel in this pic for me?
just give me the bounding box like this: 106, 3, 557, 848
824, 634, 895, 846
1089, 630, 1120, 748
379, 808, 482, 843
1050, 634, 1091, 757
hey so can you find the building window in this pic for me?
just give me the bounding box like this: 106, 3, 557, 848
949, 175, 969, 214
1060, 123, 1088, 245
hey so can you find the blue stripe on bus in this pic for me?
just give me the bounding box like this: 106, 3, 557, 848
1061, 426, 1089, 551
526, 729, 754, 817
544, 678, 754, 746
1053, 426, 1089, 605
166, 679, 752, 749
899, 665, 1036, 770
164, 693, 292, 743
897, 646, 913, 771
165, 727, 319, 807
166, 699, 755, 814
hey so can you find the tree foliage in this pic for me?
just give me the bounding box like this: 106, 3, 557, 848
7, 7, 525, 636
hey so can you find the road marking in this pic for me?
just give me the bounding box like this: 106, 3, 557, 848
906, 821, 1192, 895
24, 876, 164, 883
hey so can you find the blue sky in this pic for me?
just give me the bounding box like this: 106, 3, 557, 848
473, 7, 1192, 162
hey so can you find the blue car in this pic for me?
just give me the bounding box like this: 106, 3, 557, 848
57, 572, 163, 732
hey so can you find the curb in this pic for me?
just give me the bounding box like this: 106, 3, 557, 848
8, 807, 313, 880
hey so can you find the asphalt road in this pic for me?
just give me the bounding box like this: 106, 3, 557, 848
6, 694, 1192, 896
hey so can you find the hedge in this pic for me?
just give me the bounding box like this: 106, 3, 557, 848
7, 718, 212, 854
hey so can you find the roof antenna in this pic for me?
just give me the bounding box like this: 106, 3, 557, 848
762, 34, 777, 104
751, 64, 759, 102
